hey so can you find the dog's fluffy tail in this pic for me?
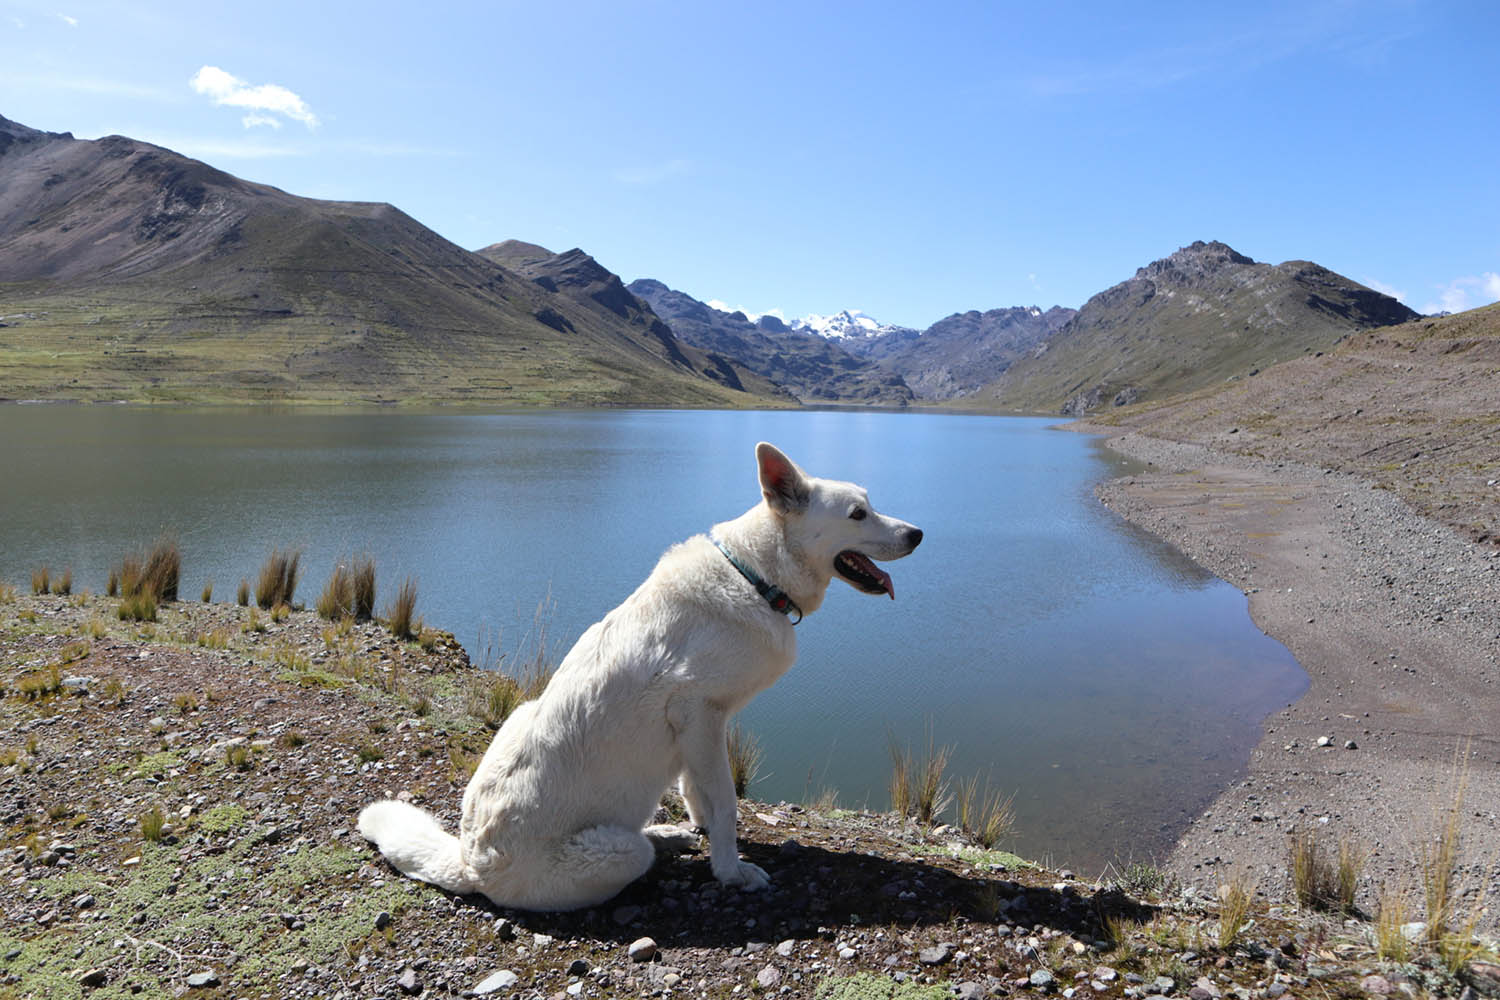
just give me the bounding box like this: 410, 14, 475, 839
357, 800, 481, 894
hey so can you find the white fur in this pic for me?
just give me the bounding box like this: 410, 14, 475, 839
357, 442, 922, 911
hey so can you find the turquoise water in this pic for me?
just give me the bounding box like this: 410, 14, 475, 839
0, 406, 1306, 869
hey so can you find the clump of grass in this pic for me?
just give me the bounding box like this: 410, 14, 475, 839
889, 726, 952, 825
1420, 745, 1469, 945
139, 805, 167, 843
255, 548, 300, 610
1290, 828, 1361, 913
98, 676, 127, 707
200, 580, 213, 603
225, 744, 251, 771
117, 589, 157, 622
1114, 860, 1171, 899
384, 576, 419, 640
270, 602, 291, 623
236, 578, 249, 606
17, 665, 63, 700
31, 566, 50, 595
50, 568, 72, 596
1374, 886, 1411, 962
728, 723, 763, 798
0, 581, 16, 604
106, 567, 119, 597
173, 692, 200, 715
280, 730, 306, 749
355, 742, 384, 763
352, 555, 376, 621
954, 773, 1015, 849
242, 606, 266, 633
468, 672, 523, 731
196, 628, 230, 650
317, 560, 355, 621
1217, 873, 1255, 949
142, 537, 180, 601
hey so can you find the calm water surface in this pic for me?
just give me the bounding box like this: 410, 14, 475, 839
0, 406, 1306, 869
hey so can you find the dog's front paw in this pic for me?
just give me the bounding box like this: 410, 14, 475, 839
715, 859, 770, 892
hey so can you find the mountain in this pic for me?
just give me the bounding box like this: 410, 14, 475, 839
0, 115, 783, 407
972, 240, 1420, 415
625, 279, 915, 406
847, 306, 1076, 400
790, 309, 916, 342
475, 241, 792, 402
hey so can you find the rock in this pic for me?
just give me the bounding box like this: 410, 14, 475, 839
493, 917, 516, 940
1316, 735, 1333, 747
79, 968, 108, 988
839, 947, 857, 960
1094, 967, 1119, 982
1193, 976, 1223, 998
1466, 962, 1500, 998
185, 972, 220, 988
776, 939, 795, 957
1155, 976, 1176, 994
374, 910, 392, 931
531, 932, 553, 948
74, 893, 96, 909
397, 967, 421, 995
474, 969, 519, 993
919, 942, 954, 965
1031, 969, 1057, 990
756, 965, 781, 989
567, 959, 590, 977
628, 937, 657, 962
1360, 975, 1393, 995
1344, 740, 1358, 750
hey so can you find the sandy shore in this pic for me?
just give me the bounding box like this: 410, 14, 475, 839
1091, 429, 1500, 929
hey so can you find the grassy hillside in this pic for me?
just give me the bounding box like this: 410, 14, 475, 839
0, 117, 784, 408
968, 241, 1417, 415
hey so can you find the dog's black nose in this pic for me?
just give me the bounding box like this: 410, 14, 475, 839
905, 527, 923, 549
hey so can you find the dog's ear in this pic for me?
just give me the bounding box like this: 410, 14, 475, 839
756, 442, 810, 515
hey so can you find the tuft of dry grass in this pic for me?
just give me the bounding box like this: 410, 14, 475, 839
1217, 873, 1255, 949
1374, 886, 1410, 962
384, 576, 419, 640
1420, 744, 1470, 946
1290, 828, 1362, 914
31, 566, 50, 595
236, 578, 249, 606
117, 590, 157, 622
352, 555, 376, 621
954, 773, 1016, 849
50, 568, 72, 596
139, 805, 166, 843
889, 726, 952, 826
316, 560, 355, 621
201, 580, 213, 603
255, 548, 300, 610
0, 581, 16, 604
727, 723, 764, 798
141, 536, 180, 602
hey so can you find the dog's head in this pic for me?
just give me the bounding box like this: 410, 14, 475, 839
756, 442, 922, 599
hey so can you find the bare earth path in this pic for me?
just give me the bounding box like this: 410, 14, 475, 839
1090, 430, 1500, 928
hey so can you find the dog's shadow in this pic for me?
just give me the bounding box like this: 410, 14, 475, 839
469, 837, 1154, 952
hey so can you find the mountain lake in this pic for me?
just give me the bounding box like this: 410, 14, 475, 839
0, 405, 1306, 871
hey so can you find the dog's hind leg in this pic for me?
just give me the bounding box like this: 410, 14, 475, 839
511, 825, 657, 911
643, 824, 700, 853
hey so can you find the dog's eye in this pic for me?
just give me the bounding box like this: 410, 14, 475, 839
849, 507, 867, 521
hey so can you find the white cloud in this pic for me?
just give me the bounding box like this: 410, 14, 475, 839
706, 300, 782, 322
1420, 272, 1500, 315
58, 13, 77, 27
191, 65, 318, 129
1361, 276, 1407, 303
241, 112, 283, 130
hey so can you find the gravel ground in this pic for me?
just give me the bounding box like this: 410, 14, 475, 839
6, 592, 1498, 998
1089, 431, 1500, 932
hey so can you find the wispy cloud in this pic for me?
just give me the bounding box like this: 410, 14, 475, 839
190, 65, 318, 129
57, 13, 78, 27
613, 159, 691, 185
1420, 273, 1500, 315
706, 299, 783, 322
1361, 276, 1407, 303
240, 112, 283, 130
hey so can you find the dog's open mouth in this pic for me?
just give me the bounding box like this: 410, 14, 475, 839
835, 550, 895, 599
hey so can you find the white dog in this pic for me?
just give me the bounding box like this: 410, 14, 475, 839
358, 442, 922, 911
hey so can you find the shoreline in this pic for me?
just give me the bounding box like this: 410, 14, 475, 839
1088, 428, 1500, 928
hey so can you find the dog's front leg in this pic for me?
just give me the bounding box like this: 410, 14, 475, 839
672, 700, 769, 891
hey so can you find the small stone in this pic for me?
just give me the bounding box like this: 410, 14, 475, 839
1360, 975, 1393, 995
531, 933, 553, 948
839, 947, 857, 960
1031, 969, 1057, 990
474, 969, 519, 993
185, 972, 220, 988
566, 983, 583, 997
1094, 967, 1119, 982
79, 968, 108, 988
1155, 976, 1176, 994
776, 939, 795, 957
397, 967, 421, 995
493, 917, 516, 940
1190, 989, 1214, 1000
919, 942, 954, 965
74, 894, 96, 910
567, 959, 590, 977
1345, 740, 1359, 750
756, 965, 782, 989
628, 937, 657, 962
374, 910, 392, 930
1316, 735, 1333, 747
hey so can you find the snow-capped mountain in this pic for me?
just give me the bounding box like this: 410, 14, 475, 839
790, 309, 916, 341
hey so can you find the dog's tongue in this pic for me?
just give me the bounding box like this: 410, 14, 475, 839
872, 563, 894, 600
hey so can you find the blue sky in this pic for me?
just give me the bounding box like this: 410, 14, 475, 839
4, 0, 1497, 328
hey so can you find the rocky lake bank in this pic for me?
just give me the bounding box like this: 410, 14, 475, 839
3, 580, 1498, 999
